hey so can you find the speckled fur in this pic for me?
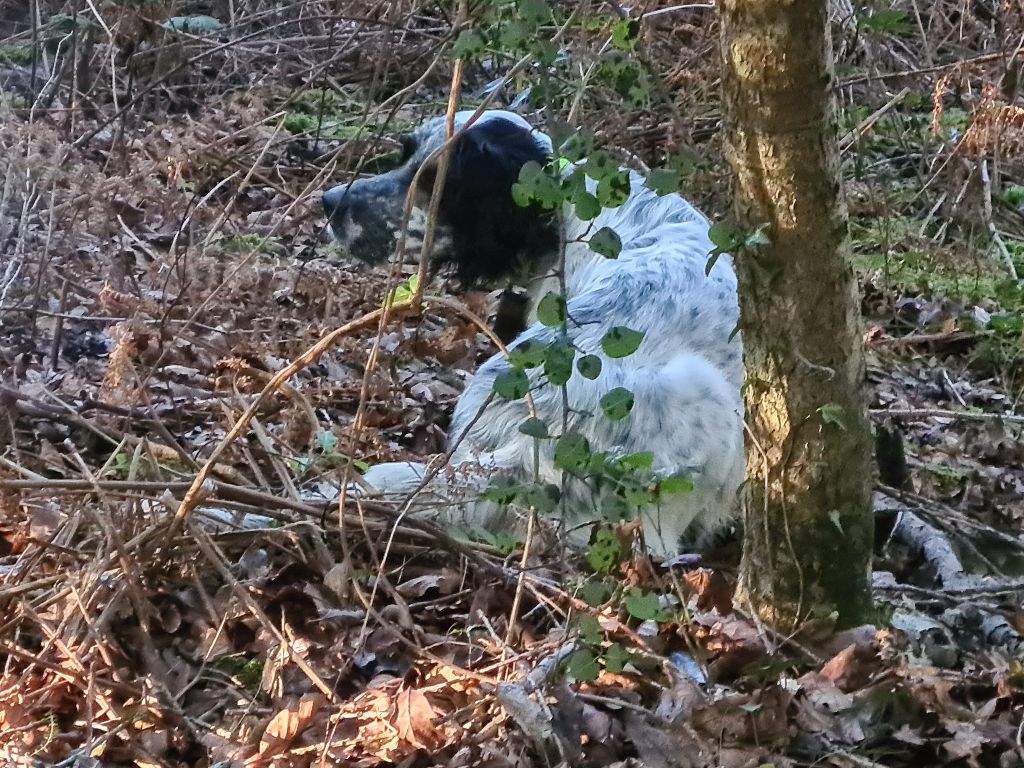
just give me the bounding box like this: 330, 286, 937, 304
323, 111, 744, 556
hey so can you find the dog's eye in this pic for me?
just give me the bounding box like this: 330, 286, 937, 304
398, 135, 416, 163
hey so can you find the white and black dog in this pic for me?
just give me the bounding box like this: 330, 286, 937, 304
322, 110, 744, 556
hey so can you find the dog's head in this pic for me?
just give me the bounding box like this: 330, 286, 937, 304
322, 110, 559, 286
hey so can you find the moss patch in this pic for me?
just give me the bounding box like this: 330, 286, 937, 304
0, 45, 34, 65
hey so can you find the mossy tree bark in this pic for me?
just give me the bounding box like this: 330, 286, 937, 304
719, 0, 875, 629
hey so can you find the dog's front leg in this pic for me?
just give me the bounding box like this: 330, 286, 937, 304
360, 460, 432, 498
353, 457, 509, 535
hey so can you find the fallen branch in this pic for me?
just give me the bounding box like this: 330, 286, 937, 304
496, 642, 579, 762
871, 407, 1024, 425
865, 331, 979, 348
874, 576, 1024, 598
839, 87, 911, 152
887, 508, 971, 589
878, 484, 1024, 551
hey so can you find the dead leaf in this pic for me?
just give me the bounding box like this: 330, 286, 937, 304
682, 568, 734, 614
799, 678, 854, 714
943, 721, 986, 760
691, 685, 791, 746
892, 724, 926, 746
392, 686, 441, 751
819, 641, 879, 692
623, 711, 711, 768
396, 570, 461, 598
688, 612, 769, 679
655, 663, 707, 722
252, 693, 322, 764
29, 502, 61, 541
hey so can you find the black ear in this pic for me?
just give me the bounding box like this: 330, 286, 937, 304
435, 118, 559, 285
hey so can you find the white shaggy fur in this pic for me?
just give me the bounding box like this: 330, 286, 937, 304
328, 111, 744, 556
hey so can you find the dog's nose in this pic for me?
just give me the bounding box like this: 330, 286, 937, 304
322, 185, 348, 217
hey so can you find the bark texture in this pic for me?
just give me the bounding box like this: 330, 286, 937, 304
719, 0, 875, 629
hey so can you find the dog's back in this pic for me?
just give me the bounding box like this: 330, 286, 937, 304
447, 169, 744, 554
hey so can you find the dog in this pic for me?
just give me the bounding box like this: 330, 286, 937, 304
322, 110, 744, 556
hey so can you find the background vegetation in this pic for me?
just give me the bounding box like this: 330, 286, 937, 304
1, 0, 1023, 765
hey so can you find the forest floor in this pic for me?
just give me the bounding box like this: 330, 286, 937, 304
2, 1, 1024, 766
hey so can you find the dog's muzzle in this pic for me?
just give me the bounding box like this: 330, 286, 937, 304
322, 172, 410, 264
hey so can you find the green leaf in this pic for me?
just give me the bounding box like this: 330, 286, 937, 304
498, 19, 531, 48
491, 531, 519, 554
623, 589, 661, 621
611, 18, 640, 50
536, 292, 567, 327
383, 274, 419, 308
584, 150, 618, 181
481, 477, 520, 505
566, 648, 600, 682
860, 9, 912, 35
596, 171, 631, 208
645, 168, 681, 196
493, 368, 530, 400
316, 430, 339, 453
818, 403, 847, 431
574, 614, 603, 645
508, 340, 547, 369
587, 451, 614, 477
528, 76, 561, 108
517, 160, 543, 184
706, 223, 768, 274
517, 0, 551, 24
560, 167, 586, 195
602, 326, 644, 358
544, 339, 576, 386
559, 132, 595, 162
573, 190, 601, 221
289, 455, 313, 475
554, 432, 591, 471
623, 481, 656, 509
709, 221, 742, 251
520, 483, 560, 514
452, 29, 486, 57
705, 250, 723, 276
600, 387, 634, 421
518, 417, 550, 439
597, 54, 651, 106
578, 581, 613, 607
589, 227, 622, 259
659, 474, 694, 495
480, 479, 559, 513
600, 493, 631, 522
576, 354, 602, 380
512, 161, 563, 209
603, 643, 630, 674
618, 452, 654, 472
588, 527, 621, 573
1003, 185, 1024, 208
533, 40, 559, 67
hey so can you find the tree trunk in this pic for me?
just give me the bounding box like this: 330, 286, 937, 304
719, 0, 875, 629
